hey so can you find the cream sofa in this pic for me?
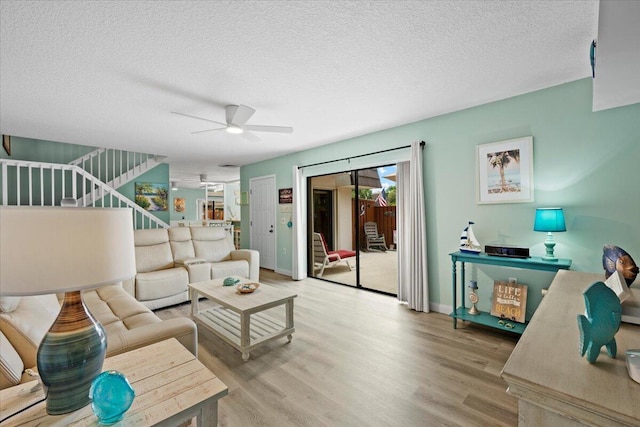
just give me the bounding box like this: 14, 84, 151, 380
126, 226, 259, 310
0, 284, 197, 391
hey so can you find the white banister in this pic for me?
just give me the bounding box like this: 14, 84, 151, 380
50, 167, 54, 206
0, 159, 168, 229
2, 162, 7, 205
28, 165, 32, 206
67, 147, 164, 203
16, 165, 21, 206
39, 166, 44, 206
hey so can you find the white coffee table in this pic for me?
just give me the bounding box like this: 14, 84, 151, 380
189, 277, 297, 361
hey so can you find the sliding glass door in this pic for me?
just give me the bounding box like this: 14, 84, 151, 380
308, 166, 398, 295
308, 173, 358, 287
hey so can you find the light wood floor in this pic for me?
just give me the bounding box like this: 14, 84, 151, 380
155, 270, 519, 427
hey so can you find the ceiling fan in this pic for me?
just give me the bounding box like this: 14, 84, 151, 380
172, 104, 293, 142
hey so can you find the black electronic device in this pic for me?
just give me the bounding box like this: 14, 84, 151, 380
485, 245, 530, 259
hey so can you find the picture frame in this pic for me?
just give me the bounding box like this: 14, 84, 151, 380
135, 182, 169, 211
174, 197, 185, 213
239, 191, 249, 205
2, 135, 11, 156
279, 188, 293, 204
477, 136, 534, 204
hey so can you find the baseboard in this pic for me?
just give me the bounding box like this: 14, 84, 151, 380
429, 302, 453, 315
274, 267, 292, 277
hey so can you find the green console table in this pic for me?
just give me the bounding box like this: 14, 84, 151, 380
449, 251, 572, 334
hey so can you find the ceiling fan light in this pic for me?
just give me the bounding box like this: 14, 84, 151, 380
226, 124, 243, 134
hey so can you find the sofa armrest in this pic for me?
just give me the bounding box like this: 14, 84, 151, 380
106, 317, 198, 358
121, 278, 135, 297
175, 258, 211, 283
231, 249, 260, 281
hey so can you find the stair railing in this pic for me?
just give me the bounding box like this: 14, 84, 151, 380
69, 148, 165, 190
1, 159, 169, 229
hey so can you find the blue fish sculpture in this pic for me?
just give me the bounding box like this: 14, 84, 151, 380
577, 281, 622, 363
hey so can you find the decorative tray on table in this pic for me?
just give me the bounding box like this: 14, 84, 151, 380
236, 283, 260, 294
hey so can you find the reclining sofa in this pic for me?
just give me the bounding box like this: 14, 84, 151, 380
126, 226, 259, 310
0, 284, 197, 391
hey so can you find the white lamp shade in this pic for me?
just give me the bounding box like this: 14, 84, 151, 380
0, 207, 136, 296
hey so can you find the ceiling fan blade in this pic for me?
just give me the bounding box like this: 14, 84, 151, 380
227, 104, 255, 126
190, 127, 226, 134
243, 124, 293, 134
172, 112, 227, 126
242, 131, 261, 142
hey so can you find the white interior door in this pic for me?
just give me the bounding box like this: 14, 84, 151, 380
249, 175, 276, 270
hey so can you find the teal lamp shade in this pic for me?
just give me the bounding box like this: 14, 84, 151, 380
533, 208, 566, 261
0, 206, 136, 415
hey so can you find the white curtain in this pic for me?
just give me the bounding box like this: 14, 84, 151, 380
292, 166, 307, 280
397, 141, 429, 312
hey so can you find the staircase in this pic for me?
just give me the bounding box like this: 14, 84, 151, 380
0, 157, 169, 229
69, 148, 166, 205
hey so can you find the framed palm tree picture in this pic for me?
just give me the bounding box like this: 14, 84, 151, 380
477, 136, 533, 204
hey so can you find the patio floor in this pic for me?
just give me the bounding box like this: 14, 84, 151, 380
314, 249, 398, 294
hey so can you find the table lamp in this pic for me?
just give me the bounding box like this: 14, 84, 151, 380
533, 207, 566, 261
0, 206, 136, 415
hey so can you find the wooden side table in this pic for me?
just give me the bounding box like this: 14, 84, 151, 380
0, 338, 228, 426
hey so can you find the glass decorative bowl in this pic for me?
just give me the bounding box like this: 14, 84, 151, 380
89, 370, 135, 425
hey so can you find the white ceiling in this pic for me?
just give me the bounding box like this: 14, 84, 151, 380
0, 1, 598, 186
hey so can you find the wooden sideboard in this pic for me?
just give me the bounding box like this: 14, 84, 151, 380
501, 270, 640, 426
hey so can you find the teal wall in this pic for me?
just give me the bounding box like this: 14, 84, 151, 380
241, 78, 640, 315
0, 136, 95, 162
169, 187, 206, 222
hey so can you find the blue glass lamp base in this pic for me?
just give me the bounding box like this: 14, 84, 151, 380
90, 370, 135, 425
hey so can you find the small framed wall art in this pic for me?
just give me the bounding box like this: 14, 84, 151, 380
477, 136, 534, 204
2, 135, 11, 156
279, 188, 293, 204
239, 191, 249, 205
135, 182, 169, 211
174, 197, 185, 213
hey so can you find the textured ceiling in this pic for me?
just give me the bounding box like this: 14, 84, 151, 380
0, 1, 598, 186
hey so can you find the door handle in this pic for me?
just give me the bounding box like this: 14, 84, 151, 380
269, 225, 274, 233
